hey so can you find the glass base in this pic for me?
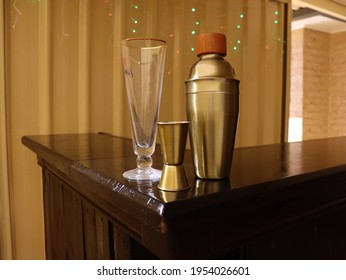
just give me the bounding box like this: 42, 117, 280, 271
123, 167, 162, 181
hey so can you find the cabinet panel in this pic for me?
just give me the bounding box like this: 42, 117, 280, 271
83, 200, 112, 259
113, 225, 132, 260
43, 168, 142, 259
43, 170, 64, 259
43, 169, 84, 259
63, 185, 84, 259
245, 206, 346, 259
44, 169, 113, 259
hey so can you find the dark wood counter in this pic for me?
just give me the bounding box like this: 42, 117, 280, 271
22, 133, 346, 259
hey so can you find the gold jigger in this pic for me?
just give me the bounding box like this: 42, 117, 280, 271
157, 121, 190, 191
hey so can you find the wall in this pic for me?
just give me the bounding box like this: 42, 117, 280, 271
329, 32, 346, 137
290, 29, 304, 119
290, 28, 346, 141
303, 29, 330, 140
289, 29, 303, 142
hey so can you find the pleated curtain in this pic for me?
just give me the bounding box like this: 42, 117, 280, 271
0, 0, 289, 259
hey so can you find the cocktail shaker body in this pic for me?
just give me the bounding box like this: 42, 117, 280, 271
185, 33, 240, 179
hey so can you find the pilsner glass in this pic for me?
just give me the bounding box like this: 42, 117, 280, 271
121, 38, 167, 181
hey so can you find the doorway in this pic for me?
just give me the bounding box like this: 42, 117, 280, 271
289, 4, 346, 142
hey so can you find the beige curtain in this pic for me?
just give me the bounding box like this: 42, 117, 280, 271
1, 0, 289, 259
0, 0, 13, 260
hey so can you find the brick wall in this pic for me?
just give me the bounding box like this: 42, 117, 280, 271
302, 29, 330, 140
290, 29, 346, 141
329, 32, 346, 137
290, 29, 303, 119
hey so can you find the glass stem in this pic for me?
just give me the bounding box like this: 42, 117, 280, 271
136, 155, 152, 170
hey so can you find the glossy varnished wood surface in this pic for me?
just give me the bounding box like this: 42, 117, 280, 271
22, 133, 346, 203
22, 133, 346, 259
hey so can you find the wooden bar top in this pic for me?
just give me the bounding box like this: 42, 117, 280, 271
22, 133, 346, 259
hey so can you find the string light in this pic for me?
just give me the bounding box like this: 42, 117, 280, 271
21, 2, 282, 55
115, 5, 281, 56
190, 7, 199, 53
131, 3, 139, 35
12, 0, 22, 29
274, 10, 279, 24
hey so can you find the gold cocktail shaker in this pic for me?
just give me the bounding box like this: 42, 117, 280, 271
185, 33, 240, 179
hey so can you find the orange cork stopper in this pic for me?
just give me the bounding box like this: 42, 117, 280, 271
196, 32, 227, 56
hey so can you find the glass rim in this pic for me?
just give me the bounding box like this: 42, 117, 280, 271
121, 37, 167, 48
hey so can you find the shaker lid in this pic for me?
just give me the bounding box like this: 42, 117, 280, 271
196, 33, 227, 56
